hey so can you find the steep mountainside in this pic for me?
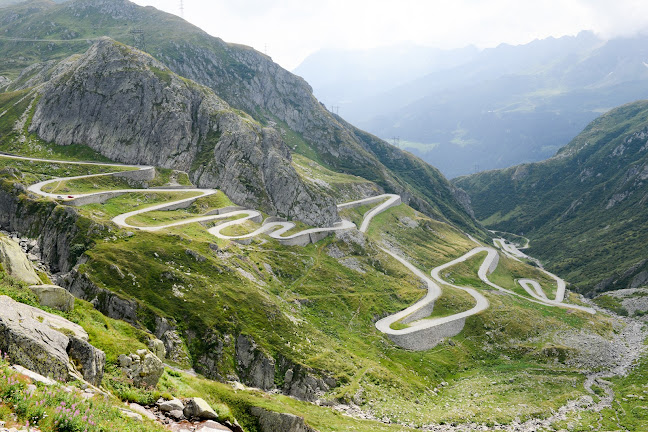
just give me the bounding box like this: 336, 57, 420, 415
455, 101, 648, 294
24, 38, 338, 226
0, 0, 479, 233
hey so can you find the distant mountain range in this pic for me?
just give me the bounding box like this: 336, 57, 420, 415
295, 32, 648, 177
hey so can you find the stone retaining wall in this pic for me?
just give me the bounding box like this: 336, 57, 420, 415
385, 318, 466, 351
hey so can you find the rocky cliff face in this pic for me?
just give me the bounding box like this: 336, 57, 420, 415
28, 38, 338, 226
160, 36, 479, 231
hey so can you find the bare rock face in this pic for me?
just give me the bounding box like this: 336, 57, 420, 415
67, 336, 106, 387
28, 38, 338, 226
235, 334, 275, 390
0, 235, 41, 285
0, 296, 105, 385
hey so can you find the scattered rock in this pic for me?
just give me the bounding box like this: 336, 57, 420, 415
197, 420, 233, 431
119, 408, 143, 422
129, 402, 157, 421
338, 257, 365, 274
168, 409, 185, 421
186, 249, 206, 262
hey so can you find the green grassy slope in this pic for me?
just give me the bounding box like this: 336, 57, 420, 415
1, 160, 622, 429
455, 100, 648, 294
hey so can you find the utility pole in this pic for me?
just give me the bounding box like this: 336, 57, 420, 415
392, 137, 400, 147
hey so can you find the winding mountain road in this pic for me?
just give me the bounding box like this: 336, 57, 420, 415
7, 153, 594, 350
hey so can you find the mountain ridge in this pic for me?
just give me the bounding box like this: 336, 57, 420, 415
455, 100, 648, 295
0, 0, 480, 233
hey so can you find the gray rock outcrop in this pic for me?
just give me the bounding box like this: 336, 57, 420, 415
148, 338, 166, 360
0, 295, 70, 381
0, 295, 105, 385
0, 235, 41, 284
249, 407, 318, 432
235, 334, 275, 390
234, 335, 335, 401
161, 329, 191, 365
118, 349, 164, 388
28, 285, 75, 312
28, 38, 338, 226
66, 336, 106, 387
183, 397, 218, 420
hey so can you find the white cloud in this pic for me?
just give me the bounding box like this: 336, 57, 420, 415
133, 0, 648, 69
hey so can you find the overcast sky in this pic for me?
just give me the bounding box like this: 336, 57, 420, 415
132, 0, 648, 70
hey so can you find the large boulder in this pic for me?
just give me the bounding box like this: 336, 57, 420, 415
67, 336, 106, 386
0, 296, 70, 381
0, 236, 41, 285
183, 397, 218, 420
28, 285, 75, 312
1, 296, 88, 340
118, 349, 164, 388
0, 295, 105, 385
158, 398, 184, 413
249, 407, 318, 432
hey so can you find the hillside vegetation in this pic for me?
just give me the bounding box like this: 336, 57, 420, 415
0, 148, 632, 430
455, 100, 648, 295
